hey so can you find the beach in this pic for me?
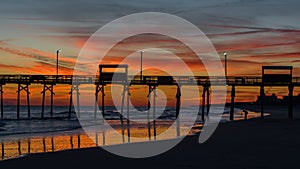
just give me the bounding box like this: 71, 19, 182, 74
1, 105, 300, 169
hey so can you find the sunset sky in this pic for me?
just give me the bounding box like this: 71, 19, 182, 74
1, 0, 300, 105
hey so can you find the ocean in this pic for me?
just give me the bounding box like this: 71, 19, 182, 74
0, 105, 260, 160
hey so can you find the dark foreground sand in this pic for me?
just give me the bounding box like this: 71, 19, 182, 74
1, 106, 300, 169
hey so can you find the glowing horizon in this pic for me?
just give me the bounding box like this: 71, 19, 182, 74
1, 0, 300, 105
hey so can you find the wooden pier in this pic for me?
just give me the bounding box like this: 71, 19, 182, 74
0, 65, 299, 120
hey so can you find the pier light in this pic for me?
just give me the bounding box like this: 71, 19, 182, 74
224, 52, 228, 86
140, 50, 144, 83
56, 49, 61, 76
224, 52, 227, 78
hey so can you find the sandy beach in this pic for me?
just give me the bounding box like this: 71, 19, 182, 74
1, 105, 300, 169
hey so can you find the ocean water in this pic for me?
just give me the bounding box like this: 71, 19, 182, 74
0, 105, 260, 160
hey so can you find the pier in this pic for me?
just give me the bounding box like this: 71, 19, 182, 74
0, 65, 299, 120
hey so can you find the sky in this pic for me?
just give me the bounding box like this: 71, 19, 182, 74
1, 0, 300, 105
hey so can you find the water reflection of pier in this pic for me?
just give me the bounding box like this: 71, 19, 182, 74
0, 123, 185, 160
0, 133, 106, 160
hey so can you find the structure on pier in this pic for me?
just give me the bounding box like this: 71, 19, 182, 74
260, 66, 294, 119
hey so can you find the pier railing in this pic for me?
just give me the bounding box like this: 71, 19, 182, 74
0, 74, 299, 120
1, 75, 300, 86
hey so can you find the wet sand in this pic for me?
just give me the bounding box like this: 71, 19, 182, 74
1, 105, 300, 169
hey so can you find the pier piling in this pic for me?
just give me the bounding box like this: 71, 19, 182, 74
175, 85, 181, 137
288, 85, 294, 119
0, 84, 3, 118
201, 86, 206, 121
260, 86, 265, 119
230, 85, 236, 120
69, 84, 80, 118
206, 86, 210, 115
147, 86, 152, 140
16, 83, 30, 119
41, 84, 55, 118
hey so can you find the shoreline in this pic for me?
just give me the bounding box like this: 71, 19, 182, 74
1, 117, 300, 169
2, 108, 266, 160
0, 105, 300, 169
1, 105, 300, 168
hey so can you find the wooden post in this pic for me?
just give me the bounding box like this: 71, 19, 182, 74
147, 86, 152, 140
68, 86, 73, 119
288, 85, 294, 119
260, 86, 265, 119
206, 86, 210, 115
50, 86, 54, 117
120, 85, 126, 143
152, 86, 157, 140
175, 85, 181, 137
41, 84, 55, 118
41, 84, 46, 118
17, 84, 20, 119
230, 85, 236, 120
75, 85, 80, 118
201, 86, 206, 121
27, 86, 30, 118
94, 85, 100, 119
101, 85, 105, 121
16, 84, 30, 118
0, 84, 3, 119
126, 86, 130, 142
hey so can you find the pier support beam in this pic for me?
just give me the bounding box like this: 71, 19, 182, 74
288, 85, 294, 119
147, 85, 157, 140
68, 84, 80, 118
41, 84, 55, 118
201, 86, 206, 121
16, 83, 30, 119
126, 86, 131, 142
175, 85, 181, 137
260, 85, 265, 119
94, 84, 102, 119
206, 86, 210, 115
152, 86, 157, 140
120, 85, 128, 142
0, 84, 3, 118
147, 86, 152, 140
68, 87, 73, 119
230, 85, 236, 121
100, 85, 105, 121
201, 86, 210, 121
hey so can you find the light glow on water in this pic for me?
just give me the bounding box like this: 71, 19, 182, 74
0, 107, 261, 160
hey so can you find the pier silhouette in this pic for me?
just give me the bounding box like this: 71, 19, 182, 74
0, 65, 299, 120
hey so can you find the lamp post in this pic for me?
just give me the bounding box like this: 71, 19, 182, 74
56, 49, 61, 77
140, 50, 144, 83
224, 52, 227, 78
